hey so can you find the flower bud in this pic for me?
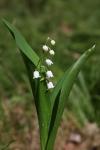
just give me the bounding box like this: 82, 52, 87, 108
43, 45, 48, 52
51, 40, 55, 45
46, 70, 53, 78
49, 50, 55, 55
33, 71, 41, 79
45, 59, 53, 66
47, 82, 54, 89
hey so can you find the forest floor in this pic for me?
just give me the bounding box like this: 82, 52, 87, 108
0, 98, 100, 150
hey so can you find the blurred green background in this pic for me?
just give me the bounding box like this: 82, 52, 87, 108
0, 0, 100, 149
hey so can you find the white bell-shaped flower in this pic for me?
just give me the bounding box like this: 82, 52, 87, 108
51, 40, 55, 45
49, 50, 55, 55
46, 70, 53, 78
47, 82, 54, 89
33, 70, 41, 79
43, 45, 48, 52
45, 59, 53, 66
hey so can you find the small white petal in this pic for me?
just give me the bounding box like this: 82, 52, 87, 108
49, 50, 55, 55
43, 45, 48, 52
33, 71, 41, 79
45, 59, 53, 66
47, 82, 54, 89
46, 70, 53, 78
51, 40, 55, 45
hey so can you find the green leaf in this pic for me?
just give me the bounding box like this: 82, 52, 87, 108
2, 19, 51, 150
36, 80, 51, 150
19, 51, 51, 150
46, 45, 95, 150
50, 67, 72, 111
46, 67, 72, 138
2, 19, 40, 67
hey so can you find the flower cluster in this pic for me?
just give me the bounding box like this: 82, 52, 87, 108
33, 37, 55, 90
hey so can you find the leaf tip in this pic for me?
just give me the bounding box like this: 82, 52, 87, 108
86, 44, 96, 57
88, 44, 95, 52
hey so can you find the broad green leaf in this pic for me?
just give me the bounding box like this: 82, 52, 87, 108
3, 19, 51, 150
46, 45, 95, 150
23, 53, 51, 150
36, 80, 51, 150
46, 67, 72, 138
50, 67, 72, 111
2, 19, 40, 67
20, 47, 51, 150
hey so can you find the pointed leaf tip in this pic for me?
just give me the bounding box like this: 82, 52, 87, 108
87, 44, 95, 54
2, 19, 40, 67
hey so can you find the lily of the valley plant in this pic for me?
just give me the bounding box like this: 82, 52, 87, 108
3, 19, 95, 150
